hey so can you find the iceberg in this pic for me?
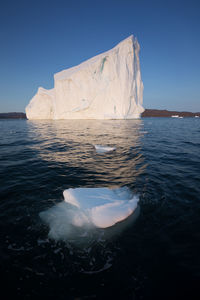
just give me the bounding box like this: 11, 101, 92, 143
26, 35, 144, 119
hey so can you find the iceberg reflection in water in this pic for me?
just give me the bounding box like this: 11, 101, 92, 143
27, 119, 146, 186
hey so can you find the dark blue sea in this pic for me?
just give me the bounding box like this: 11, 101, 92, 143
0, 118, 200, 300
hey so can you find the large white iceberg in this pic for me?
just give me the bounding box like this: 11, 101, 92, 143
26, 35, 144, 119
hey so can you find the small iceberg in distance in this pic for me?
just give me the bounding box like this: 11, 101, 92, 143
94, 144, 116, 153
40, 187, 139, 241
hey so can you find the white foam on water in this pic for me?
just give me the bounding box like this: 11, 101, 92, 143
94, 144, 116, 153
40, 187, 139, 242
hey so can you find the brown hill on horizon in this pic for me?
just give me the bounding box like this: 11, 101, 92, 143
0, 112, 27, 119
141, 109, 200, 117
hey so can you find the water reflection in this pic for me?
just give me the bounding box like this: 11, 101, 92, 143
27, 120, 146, 187
27, 120, 146, 186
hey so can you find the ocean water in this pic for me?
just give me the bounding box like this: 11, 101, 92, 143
0, 118, 200, 300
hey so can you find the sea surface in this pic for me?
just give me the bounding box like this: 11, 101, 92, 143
0, 118, 200, 300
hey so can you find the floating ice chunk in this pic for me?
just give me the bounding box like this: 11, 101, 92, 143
40, 187, 139, 241
63, 187, 139, 228
94, 145, 116, 153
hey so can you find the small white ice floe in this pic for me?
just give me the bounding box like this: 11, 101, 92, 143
64, 187, 139, 228
94, 144, 116, 153
39, 187, 139, 241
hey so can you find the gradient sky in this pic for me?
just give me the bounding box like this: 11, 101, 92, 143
0, 0, 200, 112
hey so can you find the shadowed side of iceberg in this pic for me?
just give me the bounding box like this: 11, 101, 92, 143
26, 87, 55, 120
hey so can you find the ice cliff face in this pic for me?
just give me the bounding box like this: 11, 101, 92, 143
26, 35, 144, 119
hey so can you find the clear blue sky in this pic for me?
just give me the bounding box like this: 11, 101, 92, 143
0, 0, 200, 112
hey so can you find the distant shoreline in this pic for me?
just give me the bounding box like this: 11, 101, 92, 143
0, 112, 27, 119
141, 109, 200, 118
0, 109, 200, 119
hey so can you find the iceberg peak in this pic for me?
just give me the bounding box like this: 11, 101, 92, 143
26, 35, 144, 120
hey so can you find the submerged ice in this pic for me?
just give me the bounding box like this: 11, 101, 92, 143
26, 35, 144, 120
40, 187, 139, 241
